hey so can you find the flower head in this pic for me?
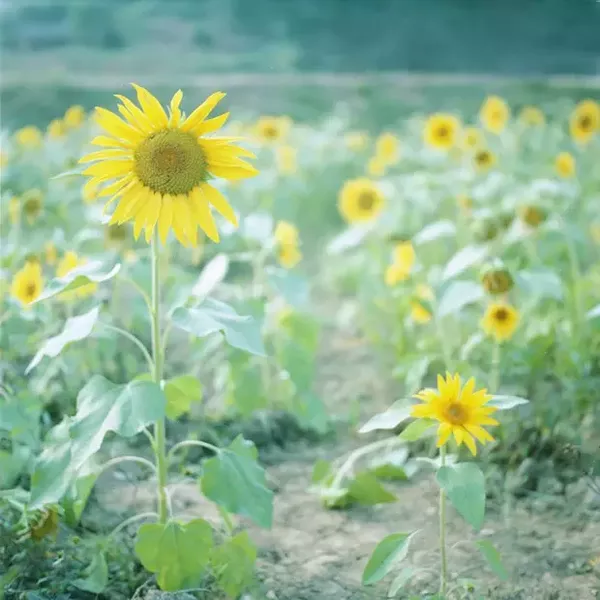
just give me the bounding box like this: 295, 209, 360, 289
367, 156, 386, 177
411, 373, 498, 455
11, 261, 44, 307
22, 189, 43, 223
375, 132, 400, 164
338, 178, 384, 224
274, 221, 302, 269
519, 106, 545, 126
554, 152, 575, 178
481, 266, 513, 295
473, 148, 497, 172
482, 302, 519, 342
15, 126, 43, 148
569, 100, 599, 144
64, 105, 86, 129
424, 114, 460, 150
345, 131, 369, 151
384, 241, 415, 286
518, 204, 547, 229
80, 85, 257, 247
480, 96, 510, 134
255, 116, 291, 143
274, 221, 299, 247
462, 127, 483, 150
44, 242, 58, 266
47, 119, 66, 139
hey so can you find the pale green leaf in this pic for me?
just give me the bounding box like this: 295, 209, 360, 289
266, 267, 310, 308
359, 401, 412, 434
437, 281, 485, 317
476, 539, 508, 580
388, 566, 415, 597
586, 304, 600, 319
362, 531, 419, 585
413, 220, 456, 244
164, 375, 202, 420
349, 471, 397, 505
73, 551, 108, 593
442, 244, 488, 281
210, 531, 257, 597
398, 418, 436, 442
489, 395, 529, 410
191, 254, 229, 300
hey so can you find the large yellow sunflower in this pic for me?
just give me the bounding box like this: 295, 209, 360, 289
11, 261, 44, 307
481, 302, 519, 342
338, 178, 385, 224
479, 95, 510, 134
423, 114, 460, 150
411, 373, 498, 456
569, 99, 599, 144
80, 84, 257, 246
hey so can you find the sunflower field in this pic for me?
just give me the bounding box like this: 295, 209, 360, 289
1, 8, 600, 599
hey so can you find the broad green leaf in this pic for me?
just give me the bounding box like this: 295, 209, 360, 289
398, 418, 436, 442
172, 299, 265, 356
311, 459, 332, 484
191, 254, 229, 300
73, 551, 108, 593
279, 311, 320, 352
368, 447, 412, 481
135, 519, 213, 591
292, 392, 329, 434
413, 220, 456, 245
516, 269, 563, 301
359, 401, 412, 434
388, 566, 415, 597
62, 470, 97, 527
442, 245, 488, 281
349, 471, 397, 505
327, 224, 370, 254
30, 377, 165, 508
489, 395, 529, 410
279, 340, 315, 391
437, 463, 486, 531
437, 281, 485, 317
164, 375, 202, 420
266, 267, 310, 308
476, 540, 508, 580
0, 446, 30, 488
404, 357, 430, 394
362, 531, 419, 585
210, 531, 257, 597
227, 353, 267, 416
200, 435, 273, 528
26, 306, 100, 374
35, 262, 120, 302
586, 304, 600, 319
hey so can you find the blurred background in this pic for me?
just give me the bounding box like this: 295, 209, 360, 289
1, 0, 599, 129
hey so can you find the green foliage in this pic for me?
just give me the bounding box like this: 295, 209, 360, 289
210, 531, 257, 597
164, 375, 203, 420
475, 539, 509, 580
362, 531, 418, 585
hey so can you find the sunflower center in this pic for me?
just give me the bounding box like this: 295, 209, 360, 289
437, 126, 449, 138
494, 308, 508, 322
579, 115, 592, 130
24, 197, 42, 217
445, 402, 467, 425
263, 126, 278, 139
25, 282, 37, 299
134, 129, 207, 195
358, 191, 375, 211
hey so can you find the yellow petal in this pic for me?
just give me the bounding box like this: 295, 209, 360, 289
463, 432, 478, 456
465, 424, 495, 444
171, 198, 192, 247
131, 83, 169, 128
169, 89, 183, 127
115, 94, 155, 134
90, 135, 133, 149
199, 184, 238, 227
95, 107, 143, 143
181, 91, 226, 132
190, 112, 229, 136
98, 174, 135, 198
189, 193, 219, 243
144, 193, 162, 242
83, 160, 134, 178
208, 163, 258, 180
436, 422, 452, 447
79, 149, 131, 163
411, 404, 434, 419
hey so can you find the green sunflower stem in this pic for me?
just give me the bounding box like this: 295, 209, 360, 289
439, 445, 448, 597
150, 231, 169, 524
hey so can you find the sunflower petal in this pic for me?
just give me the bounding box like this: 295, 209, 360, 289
115, 94, 155, 134
144, 193, 162, 242
189, 193, 219, 243
169, 89, 183, 127
181, 92, 226, 132
95, 107, 144, 143
463, 432, 478, 456
199, 183, 238, 227
208, 163, 259, 180
90, 135, 133, 149
190, 112, 229, 136
436, 422, 452, 447
83, 160, 135, 178
79, 149, 131, 163
130, 83, 169, 128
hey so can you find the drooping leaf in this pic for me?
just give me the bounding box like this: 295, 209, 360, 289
404, 357, 430, 395
191, 254, 229, 300
488, 395, 529, 410
172, 299, 265, 356
164, 375, 202, 420
62, 468, 98, 527
311, 459, 332, 484
26, 306, 100, 374
200, 435, 273, 528
476, 539, 508, 580
413, 220, 456, 245
266, 267, 310, 308
210, 531, 257, 597
135, 519, 213, 591
586, 304, 600, 319
73, 551, 108, 593
388, 566, 415, 597
359, 402, 412, 434
368, 447, 412, 481
327, 224, 371, 254
437, 281, 485, 317
398, 418, 436, 442
348, 471, 397, 505
35, 262, 120, 303
437, 463, 486, 531
442, 245, 488, 281
362, 531, 419, 585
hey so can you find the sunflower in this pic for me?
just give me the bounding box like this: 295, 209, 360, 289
47, 119, 66, 139
274, 221, 299, 247
375, 132, 400, 165
254, 116, 291, 143
519, 106, 545, 126
338, 178, 384, 224
276, 145, 297, 175
481, 267, 513, 295
456, 193, 473, 213
411, 373, 498, 456
345, 131, 369, 151
367, 155, 386, 177
15, 126, 43, 148
44, 242, 58, 266
480, 95, 510, 134
277, 243, 302, 269
482, 302, 519, 342
57, 251, 98, 300
8, 197, 20, 225
64, 105, 86, 129
384, 241, 415, 286
473, 148, 497, 172
423, 114, 460, 150
11, 261, 44, 307
569, 99, 599, 144
80, 84, 257, 247
411, 301, 432, 324
274, 221, 301, 269
518, 204, 547, 228
461, 126, 483, 150
22, 189, 43, 224
554, 152, 575, 178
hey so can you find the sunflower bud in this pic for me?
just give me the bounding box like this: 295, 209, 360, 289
519, 204, 547, 228
472, 218, 499, 242
481, 265, 514, 295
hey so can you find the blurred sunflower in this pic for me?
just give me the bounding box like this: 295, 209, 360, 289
384, 241, 415, 286
569, 99, 599, 144
482, 302, 519, 342
105, 223, 130, 249
22, 189, 43, 224
479, 96, 510, 134
518, 204, 547, 228
473, 148, 497, 172
47, 119, 66, 139
338, 178, 384, 224
367, 155, 387, 177
554, 152, 575, 178
411, 373, 498, 456
8, 197, 20, 225
461, 126, 483, 150
519, 106, 545, 126
276, 145, 297, 175
456, 193, 473, 214
481, 266, 513, 295
0, 151, 7, 168
254, 116, 291, 143
345, 131, 369, 151
375, 132, 400, 165
410, 301, 431, 324
274, 221, 302, 269
57, 251, 98, 300
15, 126, 42, 148
44, 242, 58, 266
80, 84, 257, 246
64, 105, 86, 129
277, 243, 302, 269
11, 261, 44, 307
423, 114, 460, 150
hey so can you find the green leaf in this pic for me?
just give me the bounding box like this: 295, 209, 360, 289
398, 418, 436, 442
210, 531, 257, 597
30, 377, 165, 508
135, 519, 213, 591
200, 435, 273, 528
437, 281, 485, 317
362, 531, 419, 585
311, 459, 332, 484
0, 446, 30, 488
404, 357, 430, 394
388, 566, 415, 597
292, 392, 329, 434
172, 299, 265, 356
586, 304, 600, 319
349, 471, 397, 505
35, 262, 120, 303
164, 375, 202, 420
62, 469, 97, 527
266, 267, 309, 308
26, 306, 100, 374
327, 224, 370, 254
279, 339, 315, 391
437, 463, 486, 531
368, 447, 413, 481
226, 353, 267, 417
516, 269, 563, 301
279, 311, 320, 353
359, 401, 412, 434
51, 166, 84, 180
476, 539, 508, 580
73, 551, 108, 593
489, 395, 529, 410
413, 219, 456, 244
442, 245, 488, 281
191, 254, 229, 300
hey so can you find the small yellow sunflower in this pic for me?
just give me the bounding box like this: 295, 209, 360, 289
64, 105, 86, 129
8, 197, 20, 225
519, 106, 545, 126
482, 302, 519, 342
80, 84, 257, 247
473, 148, 497, 172
345, 131, 369, 151
11, 261, 44, 307
411, 301, 432, 324
44, 242, 58, 266
15, 126, 43, 148
456, 193, 473, 213
254, 116, 291, 143
22, 189, 43, 224
423, 113, 460, 150
384, 242, 415, 286
411, 373, 499, 456
277, 243, 302, 269
276, 145, 297, 175
375, 132, 400, 164
461, 126, 484, 150
367, 155, 387, 177
274, 221, 301, 269
479, 95, 510, 134
274, 221, 299, 247
518, 204, 547, 229
481, 267, 513, 295
56, 251, 98, 301
416, 283, 434, 300
554, 152, 575, 178
47, 119, 66, 139
569, 99, 599, 144
338, 178, 384, 224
